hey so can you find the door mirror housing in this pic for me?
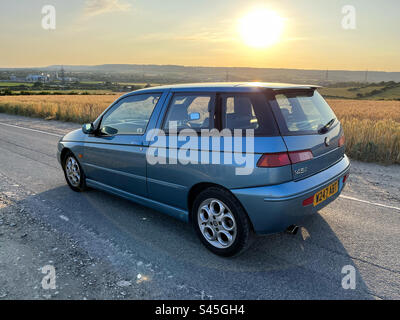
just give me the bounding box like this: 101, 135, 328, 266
82, 123, 94, 134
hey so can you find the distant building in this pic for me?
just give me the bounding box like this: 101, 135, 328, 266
65, 77, 79, 82
56, 76, 78, 82
10, 75, 17, 81
26, 74, 49, 82
56, 67, 78, 82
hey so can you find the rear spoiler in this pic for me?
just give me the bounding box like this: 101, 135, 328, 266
270, 86, 321, 97
272, 85, 321, 91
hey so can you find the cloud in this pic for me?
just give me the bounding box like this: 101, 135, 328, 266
137, 31, 234, 43
174, 31, 236, 43
83, 0, 132, 17
136, 23, 237, 44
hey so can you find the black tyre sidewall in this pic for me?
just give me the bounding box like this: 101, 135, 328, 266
191, 187, 251, 257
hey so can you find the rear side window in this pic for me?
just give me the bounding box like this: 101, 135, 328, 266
163, 94, 215, 132
271, 90, 337, 135
220, 93, 278, 136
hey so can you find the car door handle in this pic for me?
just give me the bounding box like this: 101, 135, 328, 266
137, 141, 144, 151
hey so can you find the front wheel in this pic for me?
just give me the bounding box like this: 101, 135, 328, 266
192, 187, 252, 257
63, 152, 87, 192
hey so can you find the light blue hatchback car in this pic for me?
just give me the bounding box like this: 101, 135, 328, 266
58, 83, 350, 256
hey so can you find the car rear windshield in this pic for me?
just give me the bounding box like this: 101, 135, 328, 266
269, 89, 337, 135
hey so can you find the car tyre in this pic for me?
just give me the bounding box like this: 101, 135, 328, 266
62, 151, 87, 192
192, 187, 253, 257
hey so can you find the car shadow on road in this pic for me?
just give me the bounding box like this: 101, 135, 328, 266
21, 185, 374, 299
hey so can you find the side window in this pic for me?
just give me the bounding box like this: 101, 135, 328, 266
221, 93, 278, 136
222, 95, 258, 131
162, 94, 214, 132
101, 93, 161, 135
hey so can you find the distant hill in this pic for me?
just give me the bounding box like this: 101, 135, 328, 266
2, 64, 400, 84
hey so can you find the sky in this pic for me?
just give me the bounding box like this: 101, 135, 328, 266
0, 0, 399, 71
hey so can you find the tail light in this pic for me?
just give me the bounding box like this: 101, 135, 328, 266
343, 174, 349, 184
256, 152, 291, 168
257, 150, 313, 168
288, 150, 313, 164
338, 135, 345, 147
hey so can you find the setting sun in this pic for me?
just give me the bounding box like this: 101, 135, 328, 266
239, 9, 284, 48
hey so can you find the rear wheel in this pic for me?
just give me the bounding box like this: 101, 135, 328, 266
192, 187, 252, 257
62, 152, 87, 192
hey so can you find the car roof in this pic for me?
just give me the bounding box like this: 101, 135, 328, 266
128, 82, 320, 95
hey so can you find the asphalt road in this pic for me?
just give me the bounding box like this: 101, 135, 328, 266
0, 113, 399, 299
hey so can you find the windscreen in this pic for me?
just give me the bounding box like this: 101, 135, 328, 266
271, 90, 337, 135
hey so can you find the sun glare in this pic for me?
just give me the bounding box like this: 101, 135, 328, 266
239, 9, 284, 48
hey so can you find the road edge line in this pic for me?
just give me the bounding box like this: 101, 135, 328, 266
340, 195, 400, 211
0, 121, 63, 137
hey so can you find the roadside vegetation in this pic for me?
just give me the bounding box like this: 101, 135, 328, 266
329, 100, 400, 164
0, 95, 119, 123
0, 94, 399, 165
319, 81, 400, 100
0, 80, 152, 96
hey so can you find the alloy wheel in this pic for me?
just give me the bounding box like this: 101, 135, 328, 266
197, 198, 237, 249
65, 156, 81, 187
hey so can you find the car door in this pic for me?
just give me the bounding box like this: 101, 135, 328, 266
146, 92, 216, 209
82, 92, 164, 197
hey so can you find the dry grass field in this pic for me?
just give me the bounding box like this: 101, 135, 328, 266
328, 99, 400, 122
0, 94, 120, 123
328, 100, 400, 164
0, 95, 399, 164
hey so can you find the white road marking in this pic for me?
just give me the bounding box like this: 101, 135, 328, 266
340, 195, 400, 211
0, 122, 63, 137
59, 215, 70, 222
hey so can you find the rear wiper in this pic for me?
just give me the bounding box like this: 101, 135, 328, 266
318, 118, 336, 134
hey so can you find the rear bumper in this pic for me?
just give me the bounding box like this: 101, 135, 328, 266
231, 155, 350, 235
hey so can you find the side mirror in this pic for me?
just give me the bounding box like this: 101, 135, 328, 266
82, 123, 94, 134
100, 126, 118, 136
188, 112, 200, 121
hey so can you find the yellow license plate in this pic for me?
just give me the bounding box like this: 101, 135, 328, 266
313, 181, 339, 206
